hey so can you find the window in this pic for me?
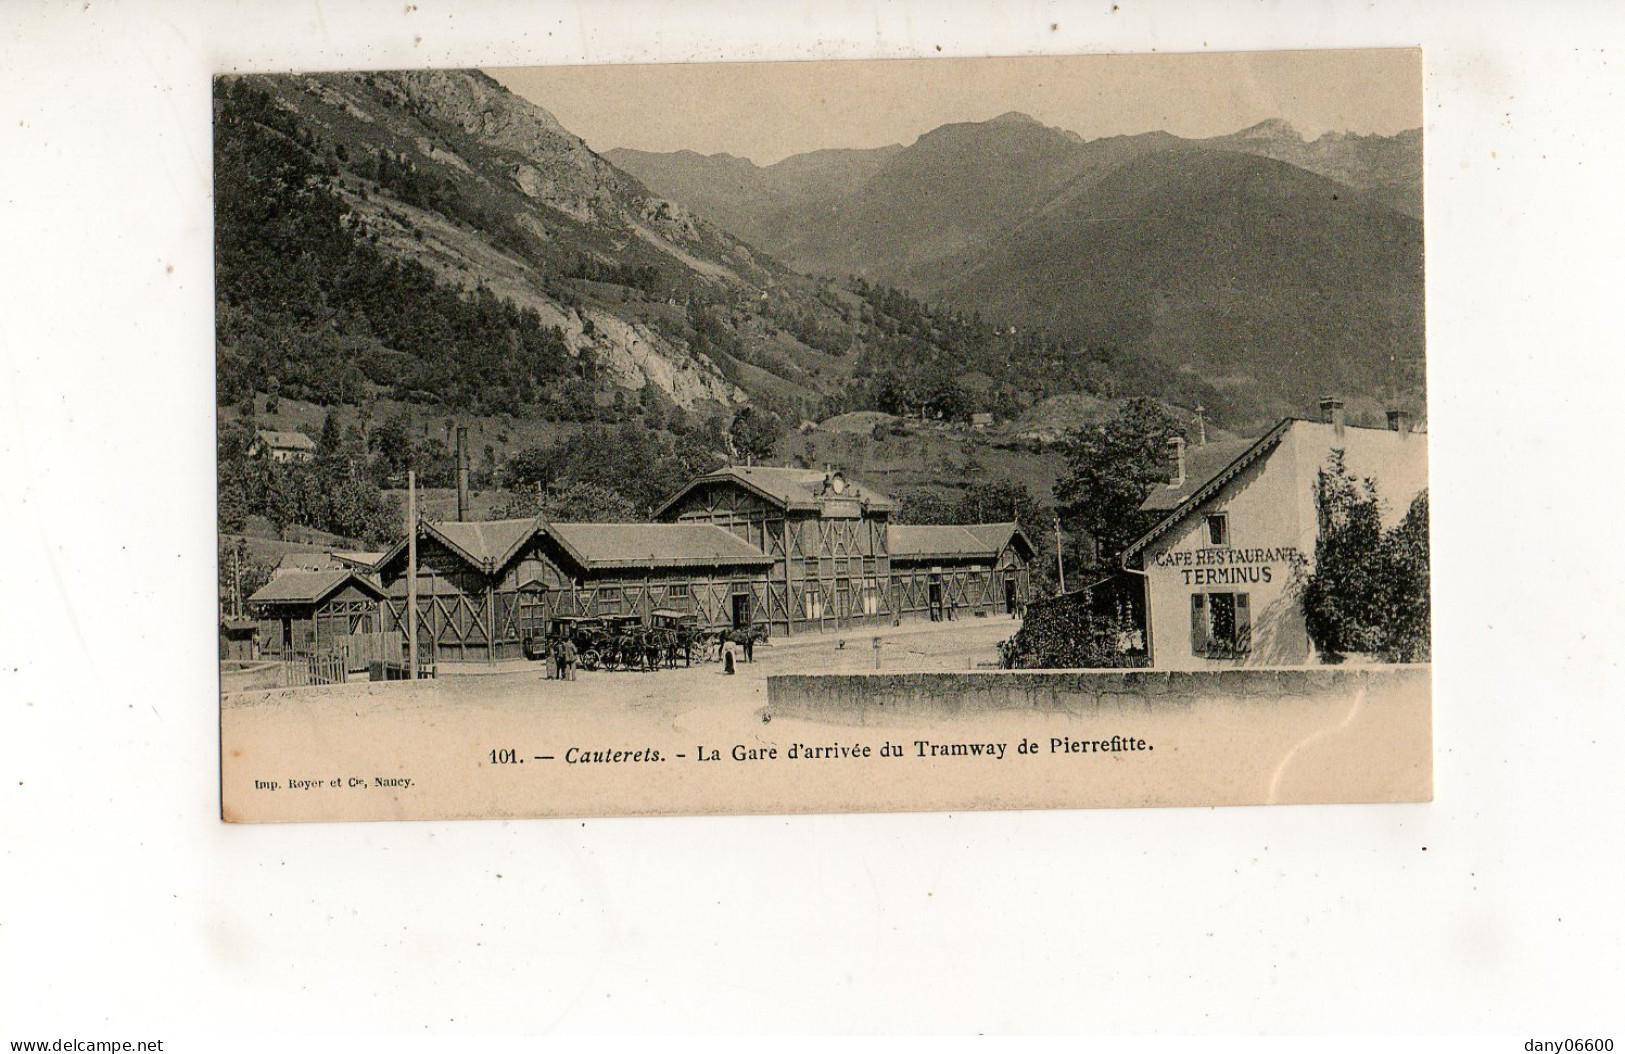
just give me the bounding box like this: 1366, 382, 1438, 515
1190, 591, 1251, 657
804, 590, 824, 620
666, 583, 690, 599
1205, 512, 1230, 547
599, 586, 622, 615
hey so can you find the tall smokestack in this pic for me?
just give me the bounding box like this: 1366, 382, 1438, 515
456, 426, 470, 522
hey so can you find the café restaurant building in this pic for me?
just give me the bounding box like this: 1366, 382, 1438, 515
1121, 400, 1428, 670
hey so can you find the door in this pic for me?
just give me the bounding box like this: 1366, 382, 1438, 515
1005, 578, 1018, 615
928, 581, 943, 622
731, 592, 751, 630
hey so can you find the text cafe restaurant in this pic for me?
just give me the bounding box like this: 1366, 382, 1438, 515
1121, 399, 1428, 670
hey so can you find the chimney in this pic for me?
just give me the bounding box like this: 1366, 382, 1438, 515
1167, 436, 1186, 488
1318, 397, 1346, 429
1193, 405, 1207, 447
1386, 409, 1412, 436
455, 426, 470, 522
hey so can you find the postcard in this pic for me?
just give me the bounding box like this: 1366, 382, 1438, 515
216, 49, 1429, 821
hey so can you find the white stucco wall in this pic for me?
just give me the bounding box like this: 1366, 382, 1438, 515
1140, 421, 1428, 670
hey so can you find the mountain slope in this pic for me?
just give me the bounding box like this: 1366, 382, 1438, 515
1202, 119, 1423, 217
215, 69, 869, 417
936, 147, 1425, 425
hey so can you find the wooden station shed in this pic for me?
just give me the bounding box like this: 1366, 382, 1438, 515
245, 569, 386, 659
371, 517, 775, 663
889, 523, 1037, 622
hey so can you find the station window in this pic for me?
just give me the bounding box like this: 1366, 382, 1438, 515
1205, 512, 1230, 547
1190, 591, 1251, 657
599, 586, 622, 615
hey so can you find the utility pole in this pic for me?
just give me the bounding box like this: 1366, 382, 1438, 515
1053, 516, 1066, 595
407, 469, 418, 681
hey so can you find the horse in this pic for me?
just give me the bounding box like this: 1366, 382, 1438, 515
717, 624, 769, 663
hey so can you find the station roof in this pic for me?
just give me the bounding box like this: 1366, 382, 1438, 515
376, 516, 775, 577
889, 522, 1035, 562
247, 570, 385, 607
372, 517, 543, 576
548, 523, 775, 570
655, 465, 896, 517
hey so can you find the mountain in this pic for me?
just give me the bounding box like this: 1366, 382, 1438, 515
613, 112, 1424, 428
614, 115, 1422, 283
1204, 120, 1423, 217
936, 148, 1424, 425
604, 144, 902, 252
214, 69, 874, 419
615, 114, 1179, 286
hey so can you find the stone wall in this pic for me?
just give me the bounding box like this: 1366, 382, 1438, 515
766, 665, 1430, 724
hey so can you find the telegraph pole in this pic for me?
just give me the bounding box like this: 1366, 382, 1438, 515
407, 469, 418, 681
1053, 516, 1066, 595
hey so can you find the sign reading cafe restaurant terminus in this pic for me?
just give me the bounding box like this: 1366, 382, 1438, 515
1124, 400, 1428, 670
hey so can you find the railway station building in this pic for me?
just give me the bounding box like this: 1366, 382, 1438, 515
365, 465, 1037, 662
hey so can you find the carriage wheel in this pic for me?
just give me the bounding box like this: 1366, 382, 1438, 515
581, 648, 600, 671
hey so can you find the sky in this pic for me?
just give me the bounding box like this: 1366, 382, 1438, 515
488, 49, 1421, 166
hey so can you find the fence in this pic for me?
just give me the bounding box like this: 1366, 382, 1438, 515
329, 631, 402, 672
280, 652, 347, 688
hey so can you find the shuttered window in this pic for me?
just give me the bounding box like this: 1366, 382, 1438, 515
1192, 591, 1252, 657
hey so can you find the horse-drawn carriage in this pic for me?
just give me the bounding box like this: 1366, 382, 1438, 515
521, 611, 766, 673
524, 613, 682, 672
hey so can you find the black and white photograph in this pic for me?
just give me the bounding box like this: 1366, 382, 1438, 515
9, 0, 1625, 1041
213, 50, 1431, 821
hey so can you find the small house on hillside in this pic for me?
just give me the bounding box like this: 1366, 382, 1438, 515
250, 429, 318, 463
246, 570, 386, 658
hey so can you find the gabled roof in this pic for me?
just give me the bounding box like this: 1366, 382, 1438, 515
247, 569, 385, 607
374, 516, 544, 577
1138, 437, 1260, 512
254, 429, 317, 451
547, 522, 775, 570
274, 552, 343, 575
655, 465, 896, 517
1122, 419, 1294, 565
432, 519, 539, 567
889, 521, 1034, 562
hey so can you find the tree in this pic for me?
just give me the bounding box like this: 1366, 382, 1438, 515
1001, 591, 1143, 669
1053, 398, 1184, 570
895, 479, 1057, 595
728, 406, 782, 463
492, 480, 640, 522
1300, 451, 1430, 662
317, 409, 343, 460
